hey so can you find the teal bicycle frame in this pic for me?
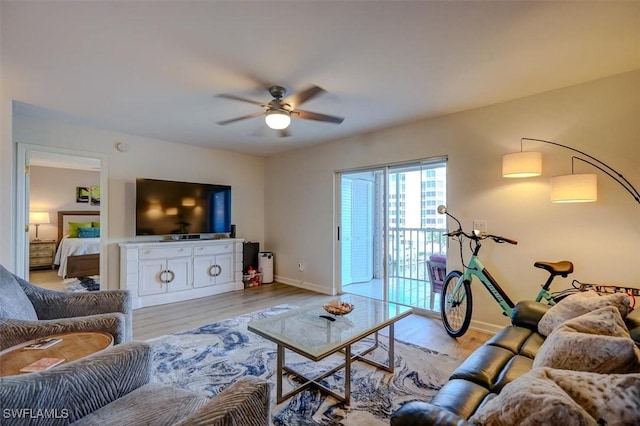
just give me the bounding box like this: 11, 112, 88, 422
439, 205, 570, 338
451, 248, 557, 319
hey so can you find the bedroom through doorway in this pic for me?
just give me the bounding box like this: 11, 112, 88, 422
16, 143, 107, 292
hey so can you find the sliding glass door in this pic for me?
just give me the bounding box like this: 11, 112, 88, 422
339, 169, 384, 299
337, 158, 447, 311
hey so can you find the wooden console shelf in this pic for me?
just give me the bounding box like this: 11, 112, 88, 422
119, 239, 244, 309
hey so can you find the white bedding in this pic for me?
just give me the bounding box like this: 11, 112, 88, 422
54, 236, 100, 278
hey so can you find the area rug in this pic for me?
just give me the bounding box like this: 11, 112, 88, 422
148, 305, 462, 425
62, 275, 100, 292
63, 275, 100, 292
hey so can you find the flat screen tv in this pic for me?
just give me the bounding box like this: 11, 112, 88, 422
136, 178, 231, 236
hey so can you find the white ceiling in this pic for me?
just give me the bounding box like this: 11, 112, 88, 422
3, 1, 639, 157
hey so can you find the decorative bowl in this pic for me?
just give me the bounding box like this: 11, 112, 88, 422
322, 300, 355, 316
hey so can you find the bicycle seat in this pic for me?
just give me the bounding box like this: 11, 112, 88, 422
534, 261, 574, 277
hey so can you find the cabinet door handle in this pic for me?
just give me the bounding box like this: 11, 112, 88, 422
209, 264, 221, 277
166, 270, 175, 283
159, 269, 167, 284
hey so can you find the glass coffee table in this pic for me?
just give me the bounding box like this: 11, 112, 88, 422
247, 294, 412, 404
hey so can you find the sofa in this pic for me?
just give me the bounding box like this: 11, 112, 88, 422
0, 341, 271, 426
391, 294, 640, 425
0, 264, 132, 350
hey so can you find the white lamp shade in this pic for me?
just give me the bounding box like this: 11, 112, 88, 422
550, 174, 597, 203
29, 211, 50, 224
502, 152, 542, 178
265, 110, 291, 130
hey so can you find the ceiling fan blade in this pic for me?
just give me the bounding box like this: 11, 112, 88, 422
216, 111, 264, 125
284, 85, 326, 108
296, 109, 344, 124
216, 93, 265, 106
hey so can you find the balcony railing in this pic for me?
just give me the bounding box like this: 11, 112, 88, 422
387, 227, 447, 309
388, 227, 447, 278
342, 227, 448, 311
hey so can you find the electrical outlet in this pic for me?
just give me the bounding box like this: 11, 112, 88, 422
473, 219, 487, 235
297, 262, 305, 272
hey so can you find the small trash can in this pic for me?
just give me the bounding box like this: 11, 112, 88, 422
259, 252, 274, 284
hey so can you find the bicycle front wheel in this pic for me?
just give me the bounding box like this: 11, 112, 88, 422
440, 270, 473, 338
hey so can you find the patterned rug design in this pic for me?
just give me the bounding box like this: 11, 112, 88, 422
149, 305, 462, 425
63, 275, 100, 292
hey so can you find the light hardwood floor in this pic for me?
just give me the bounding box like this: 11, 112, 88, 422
133, 283, 490, 359
27, 269, 66, 291
26, 271, 490, 359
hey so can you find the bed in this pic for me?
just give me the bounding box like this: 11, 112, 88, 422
54, 210, 101, 278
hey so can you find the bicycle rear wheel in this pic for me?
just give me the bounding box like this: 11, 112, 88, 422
440, 270, 473, 338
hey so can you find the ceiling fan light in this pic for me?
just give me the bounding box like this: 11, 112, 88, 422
265, 110, 291, 130
502, 151, 542, 178
550, 174, 597, 203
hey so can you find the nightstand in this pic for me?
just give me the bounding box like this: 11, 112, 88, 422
29, 240, 56, 270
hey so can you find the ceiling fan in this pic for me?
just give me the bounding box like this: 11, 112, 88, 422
216, 85, 344, 137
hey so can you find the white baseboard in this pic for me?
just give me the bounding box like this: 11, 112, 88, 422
274, 275, 335, 295
468, 319, 504, 335
415, 310, 502, 336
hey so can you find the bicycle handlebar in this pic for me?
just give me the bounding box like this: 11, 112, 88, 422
444, 229, 518, 245
438, 205, 517, 246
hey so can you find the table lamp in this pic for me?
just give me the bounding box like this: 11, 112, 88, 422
29, 211, 50, 241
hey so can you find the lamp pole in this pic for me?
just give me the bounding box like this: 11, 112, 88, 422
522, 138, 640, 205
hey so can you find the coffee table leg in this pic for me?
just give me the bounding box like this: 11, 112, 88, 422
388, 323, 395, 373
345, 345, 351, 404
277, 344, 284, 403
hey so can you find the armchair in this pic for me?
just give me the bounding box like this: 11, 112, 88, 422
0, 341, 271, 426
0, 264, 132, 351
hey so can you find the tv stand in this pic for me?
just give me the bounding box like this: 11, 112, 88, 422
119, 238, 244, 309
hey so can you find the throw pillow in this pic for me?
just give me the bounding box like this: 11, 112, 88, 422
533, 306, 640, 374
77, 227, 100, 238
538, 290, 630, 336
469, 367, 640, 426
68, 221, 92, 238
91, 221, 100, 228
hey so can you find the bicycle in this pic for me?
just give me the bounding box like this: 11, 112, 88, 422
436, 205, 574, 337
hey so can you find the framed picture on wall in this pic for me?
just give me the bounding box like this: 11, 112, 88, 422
76, 187, 89, 203
90, 186, 101, 206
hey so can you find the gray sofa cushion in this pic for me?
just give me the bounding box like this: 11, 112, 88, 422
0, 264, 37, 321
71, 382, 210, 426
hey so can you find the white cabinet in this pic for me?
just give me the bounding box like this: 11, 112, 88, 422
192, 242, 234, 288
119, 239, 244, 309
139, 258, 191, 295
193, 254, 233, 288
138, 245, 192, 296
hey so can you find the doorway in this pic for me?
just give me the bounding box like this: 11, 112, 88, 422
16, 143, 108, 289
336, 158, 447, 312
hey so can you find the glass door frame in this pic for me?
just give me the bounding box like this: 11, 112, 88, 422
335, 167, 386, 299
334, 156, 447, 310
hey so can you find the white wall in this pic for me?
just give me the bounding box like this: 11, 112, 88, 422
29, 166, 100, 242
10, 115, 265, 289
265, 70, 640, 331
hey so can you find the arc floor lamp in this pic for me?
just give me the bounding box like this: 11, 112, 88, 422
502, 138, 640, 205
